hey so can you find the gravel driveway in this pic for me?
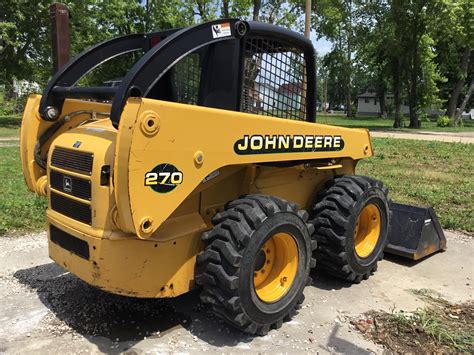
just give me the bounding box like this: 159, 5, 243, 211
0, 231, 472, 354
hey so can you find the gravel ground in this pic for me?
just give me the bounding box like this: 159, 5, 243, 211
0, 231, 472, 354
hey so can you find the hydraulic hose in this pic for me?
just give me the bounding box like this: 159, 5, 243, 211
34, 110, 109, 169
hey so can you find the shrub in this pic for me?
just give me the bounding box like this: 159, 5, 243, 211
437, 116, 452, 127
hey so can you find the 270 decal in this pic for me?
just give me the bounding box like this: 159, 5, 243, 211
145, 163, 183, 193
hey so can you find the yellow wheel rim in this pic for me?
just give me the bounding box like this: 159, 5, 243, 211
354, 203, 381, 258
253, 233, 299, 303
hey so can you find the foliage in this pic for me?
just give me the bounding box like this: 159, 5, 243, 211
436, 115, 452, 127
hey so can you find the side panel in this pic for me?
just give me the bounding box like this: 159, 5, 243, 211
115, 98, 373, 239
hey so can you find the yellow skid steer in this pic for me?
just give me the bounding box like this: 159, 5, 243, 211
19, 19, 446, 335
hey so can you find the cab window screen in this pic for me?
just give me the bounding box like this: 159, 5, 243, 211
241, 37, 307, 120
171, 53, 201, 105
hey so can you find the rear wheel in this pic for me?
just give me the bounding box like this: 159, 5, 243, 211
309, 175, 389, 283
196, 194, 316, 335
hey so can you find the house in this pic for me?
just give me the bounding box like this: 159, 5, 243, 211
357, 92, 409, 116
251, 81, 302, 112
12, 79, 40, 98
276, 83, 302, 111
357, 92, 443, 117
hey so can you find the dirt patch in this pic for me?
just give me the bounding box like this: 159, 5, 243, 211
351, 289, 474, 353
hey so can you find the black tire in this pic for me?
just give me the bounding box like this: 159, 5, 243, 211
309, 175, 389, 283
196, 194, 316, 335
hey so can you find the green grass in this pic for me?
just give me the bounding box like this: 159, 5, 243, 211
0, 146, 47, 235
0, 115, 21, 138
358, 138, 474, 232
317, 113, 474, 132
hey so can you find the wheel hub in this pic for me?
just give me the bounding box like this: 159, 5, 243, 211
253, 233, 299, 303
354, 203, 381, 258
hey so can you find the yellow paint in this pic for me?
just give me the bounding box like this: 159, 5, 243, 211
20, 95, 111, 194
20, 96, 374, 298
354, 204, 381, 258
254, 233, 299, 303
115, 99, 373, 239
48, 217, 201, 298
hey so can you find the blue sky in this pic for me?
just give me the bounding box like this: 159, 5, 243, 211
312, 35, 332, 56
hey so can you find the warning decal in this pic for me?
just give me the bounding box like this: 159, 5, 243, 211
211, 23, 231, 38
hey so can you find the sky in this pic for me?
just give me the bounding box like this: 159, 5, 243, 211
312, 35, 332, 56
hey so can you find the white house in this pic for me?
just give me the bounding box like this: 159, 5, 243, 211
357, 92, 444, 116
13, 79, 40, 98
357, 92, 409, 116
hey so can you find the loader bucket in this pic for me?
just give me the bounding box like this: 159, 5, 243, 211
385, 202, 447, 260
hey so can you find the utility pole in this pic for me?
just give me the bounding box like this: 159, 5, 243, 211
50, 3, 70, 73
304, 0, 311, 38
300, 0, 311, 119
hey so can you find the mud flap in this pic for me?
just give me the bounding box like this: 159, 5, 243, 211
385, 202, 447, 260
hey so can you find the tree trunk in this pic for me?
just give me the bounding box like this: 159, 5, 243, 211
378, 90, 387, 119
253, 0, 262, 21
408, 33, 420, 128
454, 76, 474, 124
447, 48, 471, 119
196, 0, 207, 21
393, 58, 403, 128
346, 0, 353, 118
222, 0, 230, 18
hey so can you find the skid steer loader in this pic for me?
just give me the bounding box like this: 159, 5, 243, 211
19, 19, 446, 335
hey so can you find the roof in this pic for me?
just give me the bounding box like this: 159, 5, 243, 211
358, 91, 395, 99
357, 92, 377, 98
278, 83, 302, 94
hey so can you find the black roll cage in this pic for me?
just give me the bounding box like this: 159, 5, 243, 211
39, 19, 316, 128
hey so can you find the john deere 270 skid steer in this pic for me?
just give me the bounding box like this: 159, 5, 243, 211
20, 19, 446, 335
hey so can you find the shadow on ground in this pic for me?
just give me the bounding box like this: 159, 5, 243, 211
324, 324, 373, 354
13, 263, 372, 352
14, 262, 254, 353
383, 250, 445, 268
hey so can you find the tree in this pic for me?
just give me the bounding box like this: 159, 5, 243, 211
0, 1, 52, 92
432, 0, 473, 123
316, 0, 356, 117
354, 0, 392, 118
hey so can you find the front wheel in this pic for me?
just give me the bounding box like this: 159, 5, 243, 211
196, 194, 316, 335
309, 175, 390, 283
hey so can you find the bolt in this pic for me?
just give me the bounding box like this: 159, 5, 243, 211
45, 106, 59, 120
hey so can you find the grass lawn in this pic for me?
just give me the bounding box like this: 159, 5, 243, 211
318, 113, 474, 133
0, 115, 21, 138
358, 138, 474, 232
0, 136, 472, 235
0, 146, 47, 235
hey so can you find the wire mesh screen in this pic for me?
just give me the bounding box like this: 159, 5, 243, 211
172, 53, 201, 105
242, 37, 307, 120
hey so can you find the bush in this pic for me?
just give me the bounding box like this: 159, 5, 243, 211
437, 116, 452, 127
419, 112, 431, 123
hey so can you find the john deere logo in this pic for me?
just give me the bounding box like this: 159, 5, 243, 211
63, 176, 72, 193
144, 163, 183, 193
234, 135, 345, 155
